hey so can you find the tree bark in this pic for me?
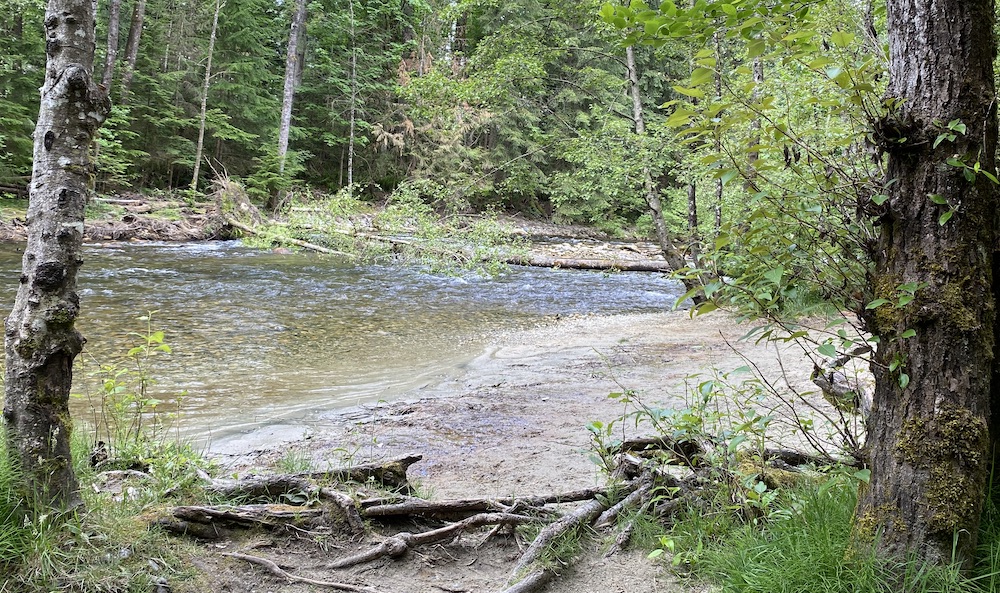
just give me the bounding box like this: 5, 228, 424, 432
4, 0, 110, 509
118, 0, 145, 105
855, 0, 998, 567
276, 0, 307, 175
190, 0, 222, 192
625, 45, 702, 298
346, 0, 357, 192
100, 0, 122, 89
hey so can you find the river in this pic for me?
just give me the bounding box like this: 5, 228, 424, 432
0, 241, 684, 443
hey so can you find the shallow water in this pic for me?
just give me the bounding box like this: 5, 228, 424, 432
0, 241, 684, 442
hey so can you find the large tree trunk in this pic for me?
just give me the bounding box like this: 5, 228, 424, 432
855, 0, 998, 567
118, 0, 145, 105
4, 0, 110, 509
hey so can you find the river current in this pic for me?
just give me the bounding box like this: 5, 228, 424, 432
0, 241, 684, 441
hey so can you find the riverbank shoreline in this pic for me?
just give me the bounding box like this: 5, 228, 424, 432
197, 309, 817, 593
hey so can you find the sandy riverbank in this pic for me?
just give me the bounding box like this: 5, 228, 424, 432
200, 309, 824, 593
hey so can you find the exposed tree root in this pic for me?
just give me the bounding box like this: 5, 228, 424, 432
156, 504, 329, 540
328, 512, 537, 569
157, 442, 838, 592
498, 568, 555, 593
223, 552, 382, 592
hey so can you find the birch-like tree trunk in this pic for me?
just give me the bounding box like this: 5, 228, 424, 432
276, 0, 307, 174
100, 0, 122, 89
190, 0, 222, 192
4, 0, 109, 509
625, 45, 700, 297
855, 0, 998, 568
346, 0, 357, 191
118, 0, 145, 105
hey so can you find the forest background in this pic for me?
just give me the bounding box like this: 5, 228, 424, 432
0, 0, 880, 260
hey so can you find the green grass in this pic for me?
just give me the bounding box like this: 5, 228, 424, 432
664, 477, 1000, 593
0, 429, 212, 592
0, 440, 29, 570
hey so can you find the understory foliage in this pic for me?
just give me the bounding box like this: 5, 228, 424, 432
589, 366, 1000, 591
0, 316, 211, 592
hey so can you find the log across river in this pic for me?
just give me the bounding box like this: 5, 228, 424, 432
0, 241, 684, 443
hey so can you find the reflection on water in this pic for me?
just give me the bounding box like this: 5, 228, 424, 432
0, 241, 684, 441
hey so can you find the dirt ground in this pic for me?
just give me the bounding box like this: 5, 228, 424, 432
195, 309, 830, 593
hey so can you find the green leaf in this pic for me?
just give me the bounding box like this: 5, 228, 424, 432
830, 31, 855, 47
901, 329, 916, 339
853, 469, 871, 483
672, 85, 705, 98
690, 67, 714, 86
817, 343, 837, 357
719, 169, 740, 185
865, 298, 890, 309
721, 3, 737, 15
898, 373, 910, 389
928, 193, 948, 205
872, 194, 889, 205
695, 300, 719, 315
939, 210, 954, 225
763, 266, 784, 286
748, 39, 766, 58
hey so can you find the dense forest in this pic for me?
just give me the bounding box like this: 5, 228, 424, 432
0, 0, 878, 244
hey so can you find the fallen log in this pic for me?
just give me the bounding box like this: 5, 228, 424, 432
317, 225, 679, 273
210, 453, 422, 498
359, 485, 609, 519
502, 253, 674, 273
156, 504, 328, 540
0, 183, 27, 197
225, 217, 353, 257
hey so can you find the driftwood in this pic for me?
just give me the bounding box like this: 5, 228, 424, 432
502, 253, 673, 273
224, 553, 382, 593
359, 485, 609, 519
209, 453, 422, 498
156, 504, 328, 540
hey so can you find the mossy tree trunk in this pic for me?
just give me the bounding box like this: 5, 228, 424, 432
855, 0, 998, 567
2, 0, 109, 509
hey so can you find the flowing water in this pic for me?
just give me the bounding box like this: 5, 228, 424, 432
0, 242, 684, 442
